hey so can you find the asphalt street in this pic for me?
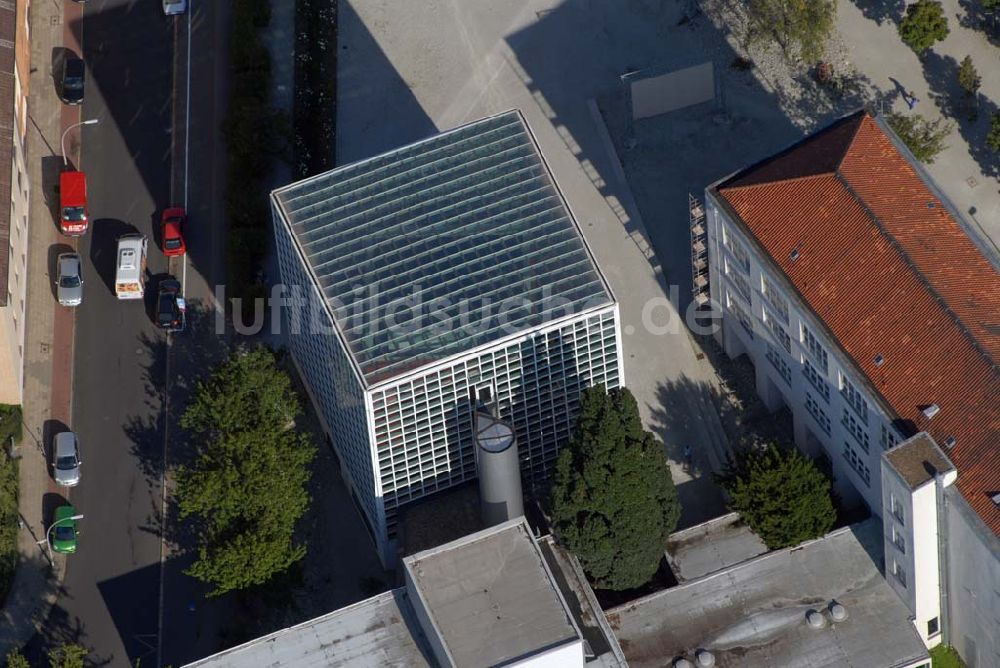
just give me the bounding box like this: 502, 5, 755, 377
27, 0, 228, 665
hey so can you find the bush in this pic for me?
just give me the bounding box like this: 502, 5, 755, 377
899, 0, 949, 53
0, 449, 18, 606
715, 443, 836, 550
0, 405, 21, 446
987, 111, 1000, 152
551, 386, 681, 591
886, 112, 953, 163
930, 645, 967, 668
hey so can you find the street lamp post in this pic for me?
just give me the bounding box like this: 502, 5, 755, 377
61, 118, 100, 167
39, 513, 84, 563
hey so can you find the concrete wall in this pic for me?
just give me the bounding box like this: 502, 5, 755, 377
508, 640, 584, 668
944, 488, 1000, 668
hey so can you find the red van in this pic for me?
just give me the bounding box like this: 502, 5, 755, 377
60, 171, 88, 236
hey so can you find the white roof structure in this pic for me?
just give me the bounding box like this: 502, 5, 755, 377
608, 518, 930, 668
182, 590, 431, 668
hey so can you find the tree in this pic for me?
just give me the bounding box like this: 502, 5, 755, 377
957, 56, 981, 97
47, 644, 88, 668
5, 649, 30, 668
176, 346, 316, 597
715, 443, 835, 550
885, 112, 953, 163
898, 0, 949, 53
551, 386, 681, 591
988, 112, 1000, 152
745, 0, 838, 63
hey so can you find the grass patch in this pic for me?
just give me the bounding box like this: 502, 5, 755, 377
224, 0, 289, 319
293, 0, 337, 178
930, 645, 967, 668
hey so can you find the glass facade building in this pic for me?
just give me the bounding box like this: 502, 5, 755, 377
271, 111, 621, 563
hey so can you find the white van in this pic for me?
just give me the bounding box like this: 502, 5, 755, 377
115, 234, 147, 300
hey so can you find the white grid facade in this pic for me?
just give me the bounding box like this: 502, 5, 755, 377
371, 307, 621, 534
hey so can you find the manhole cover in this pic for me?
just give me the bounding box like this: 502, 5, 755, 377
967, 176, 979, 188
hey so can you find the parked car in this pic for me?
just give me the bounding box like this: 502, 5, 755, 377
56, 253, 83, 307
161, 207, 187, 257
50, 505, 80, 554
61, 57, 85, 105
157, 278, 186, 332
162, 0, 187, 15
52, 431, 81, 487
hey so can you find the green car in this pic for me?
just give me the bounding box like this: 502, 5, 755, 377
50, 505, 80, 554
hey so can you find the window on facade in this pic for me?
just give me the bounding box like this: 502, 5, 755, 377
764, 309, 791, 353
801, 325, 828, 372
727, 235, 751, 273
761, 274, 789, 323
880, 423, 900, 451
892, 525, 906, 554
805, 392, 831, 435
766, 342, 791, 385
927, 617, 940, 637
840, 374, 869, 424
891, 494, 905, 525
893, 560, 907, 587
726, 263, 752, 303
803, 358, 830, 402
842, 408, 871, 452
728, 292, 753, 338
842, 442, 871, 487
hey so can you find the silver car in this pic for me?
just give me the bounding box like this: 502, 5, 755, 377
57, 253, 83, 307
53, 431, 81, 487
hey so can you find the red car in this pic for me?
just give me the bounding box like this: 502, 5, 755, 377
161, 207, 187, 257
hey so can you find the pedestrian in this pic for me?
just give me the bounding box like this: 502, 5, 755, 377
906, 91, 918, 110
683, 444, 693, 465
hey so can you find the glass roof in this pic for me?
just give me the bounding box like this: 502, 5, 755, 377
273, 111, 613, 386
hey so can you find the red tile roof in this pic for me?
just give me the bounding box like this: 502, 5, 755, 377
715, 111, 1000, 537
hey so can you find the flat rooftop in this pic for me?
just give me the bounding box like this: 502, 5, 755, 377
404, 519, 580, 666
607, 518, 929, 668
665, 512, 768, 583
182, 590, 431, 668
885, 432, 956, 491
272, 110, 614, 386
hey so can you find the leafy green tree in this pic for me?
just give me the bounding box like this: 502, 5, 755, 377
885, 112, 953, 163
5, 649, 30, 668
176, 346, 316, 597
899, 0, 949, 53
958, 56, 981, 97
551, 386, 681, 591
746, 0, 838, 63
988, 112, 1000, 152
715, 443, 835, 550
47, 644, 87, 668
983, 0, 1000, 12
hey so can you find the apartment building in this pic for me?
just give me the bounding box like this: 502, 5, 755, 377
0, 0, 31, 405
705, 110, 1000, 665
271, 110, 622, 565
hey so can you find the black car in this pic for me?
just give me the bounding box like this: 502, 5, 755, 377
156, 279, 186, 332
61, 58, 85, 105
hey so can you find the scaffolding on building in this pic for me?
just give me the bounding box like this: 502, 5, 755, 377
690, 193, 710, 307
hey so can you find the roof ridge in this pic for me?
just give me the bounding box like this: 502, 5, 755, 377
833, 171, 1000, 376
720, 171, 837, 192
833, 112, 867, 173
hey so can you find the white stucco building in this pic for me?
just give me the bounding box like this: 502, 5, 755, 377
705, 110, 1000, 665
271, 110, 622, 565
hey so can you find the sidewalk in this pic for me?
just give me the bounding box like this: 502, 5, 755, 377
0, 0, 82, 652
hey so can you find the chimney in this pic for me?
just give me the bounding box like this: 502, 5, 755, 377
474, 404, 524, 527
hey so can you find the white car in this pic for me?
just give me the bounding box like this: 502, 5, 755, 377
163, 0, 187, 16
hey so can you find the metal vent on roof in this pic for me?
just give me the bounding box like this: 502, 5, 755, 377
790, 248, 800, 262
829, 601, 848, 622
674, 659, 694, 668
945, 436, 956, 449
992, 492, 1000, 506
927, 202, 936, 209
806, 610, 826, 628
874, 354, 885, 367
696, 650, 716, 667
922, 404, 940, 419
